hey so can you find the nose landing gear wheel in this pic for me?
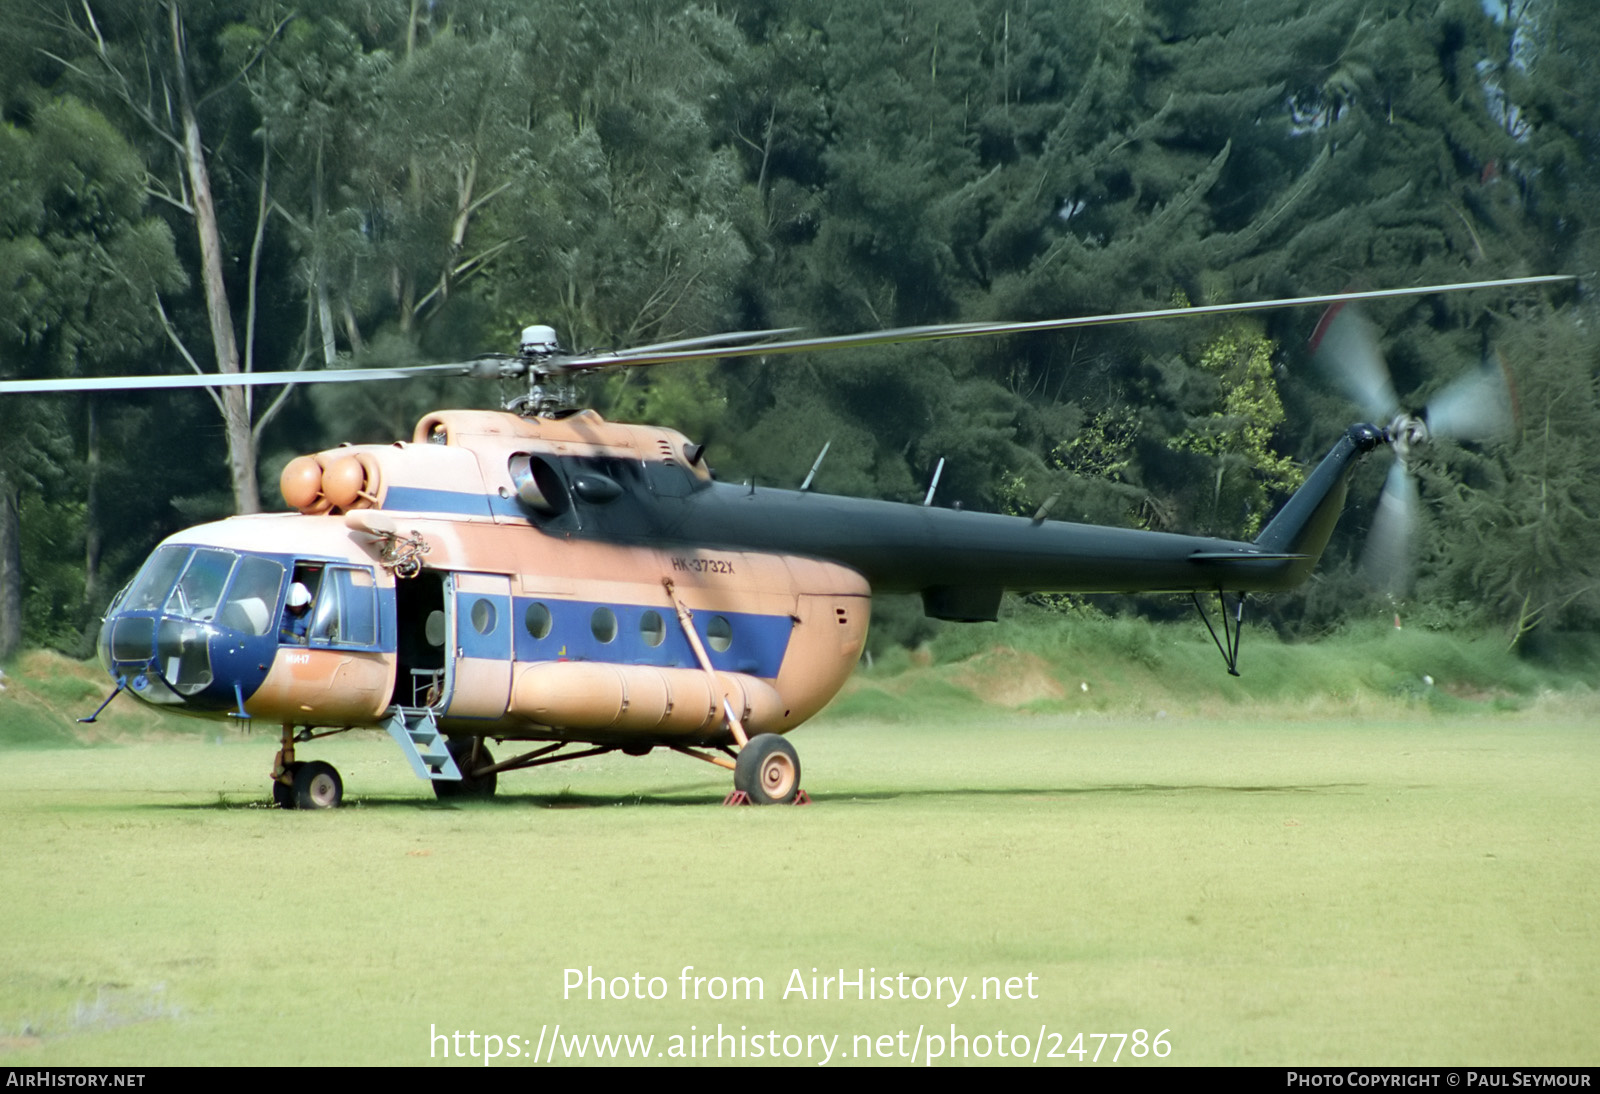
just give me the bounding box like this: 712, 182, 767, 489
733, 734, 801, 805
292, 760, 343, 809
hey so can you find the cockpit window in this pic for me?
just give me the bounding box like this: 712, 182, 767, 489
217, 556, 284, 636
123, 546, 189, 612
307, 566, 378, 647
164, 549, 237, 622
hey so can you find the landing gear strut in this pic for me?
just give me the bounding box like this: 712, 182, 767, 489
271, 724, 344, 809
272, 766, 296, 808
1192, 589, 1245, 677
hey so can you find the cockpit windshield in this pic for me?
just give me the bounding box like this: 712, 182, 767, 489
123, 546, 189, 612
102, 545, 297, 709
164, 548, 236, 621
117, 546, 285, 635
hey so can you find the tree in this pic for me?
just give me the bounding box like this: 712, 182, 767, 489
1424, 306, 1600, 644
48, 0, 295, 514
0, 91, 183, 658
1167, 321, 1303, 537
4, 0, 1593, 657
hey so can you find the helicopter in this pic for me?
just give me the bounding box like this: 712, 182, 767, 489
0, 273, 1571, 809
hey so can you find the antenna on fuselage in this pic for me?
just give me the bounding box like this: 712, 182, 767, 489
922, 457, 946, 507
800, 440, 832, 492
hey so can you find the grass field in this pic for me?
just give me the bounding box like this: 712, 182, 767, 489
2, 685, 1597, 1066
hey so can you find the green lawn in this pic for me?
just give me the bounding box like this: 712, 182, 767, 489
2, 704, 1596, 1066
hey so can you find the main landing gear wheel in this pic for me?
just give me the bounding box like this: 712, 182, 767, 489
434, 737, 497, 800
292, 760, 344, 810
733, 734, 801, 805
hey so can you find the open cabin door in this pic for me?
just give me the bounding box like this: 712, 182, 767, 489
443, 572, 513, 721
392, 569, 446, 708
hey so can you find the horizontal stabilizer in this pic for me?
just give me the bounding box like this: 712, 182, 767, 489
1187, 551, 1308, 562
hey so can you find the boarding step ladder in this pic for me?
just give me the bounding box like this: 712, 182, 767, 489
382, 706, 463, 782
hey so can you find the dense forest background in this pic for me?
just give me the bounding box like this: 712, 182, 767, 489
1, 0, 1596, 661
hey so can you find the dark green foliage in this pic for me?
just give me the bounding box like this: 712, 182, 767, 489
1, 78, 185, 657
1423, 305, 1600, 643
3, 0, 1596, 654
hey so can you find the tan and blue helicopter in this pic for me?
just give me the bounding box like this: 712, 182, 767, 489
0, 274, 1570, 808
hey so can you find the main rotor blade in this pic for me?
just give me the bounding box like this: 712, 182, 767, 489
0, 359, 506, 395
605, 327, 803, 357
549, 275, 1574, 371
0, 274, 1570, 394
1309, 303, 1400, 422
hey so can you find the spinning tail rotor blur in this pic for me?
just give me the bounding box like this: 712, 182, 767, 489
1310, 302, 1516, 595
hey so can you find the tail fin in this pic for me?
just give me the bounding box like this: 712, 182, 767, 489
1252, 424, 1384, 582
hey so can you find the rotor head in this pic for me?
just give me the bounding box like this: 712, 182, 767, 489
1382, 413, 1429, 462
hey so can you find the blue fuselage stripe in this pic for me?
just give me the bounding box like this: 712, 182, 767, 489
508, 597, 791, 677
382, 486, 504, 518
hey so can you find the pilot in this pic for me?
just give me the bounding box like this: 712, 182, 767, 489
280, 582, 313, 643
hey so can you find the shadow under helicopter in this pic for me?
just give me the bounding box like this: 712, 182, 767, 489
148, 779, 1374, 811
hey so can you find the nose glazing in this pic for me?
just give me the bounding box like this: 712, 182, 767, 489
99, 545, 286, 711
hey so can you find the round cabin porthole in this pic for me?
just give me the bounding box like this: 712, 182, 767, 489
471, 598, 497, 635
639, 610, 665, 647
707, 615, 732, 652
591, 606, 617, 644
525, 602, 552, 640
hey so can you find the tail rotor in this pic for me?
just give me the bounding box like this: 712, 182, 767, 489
1310, 302, 1513, 593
